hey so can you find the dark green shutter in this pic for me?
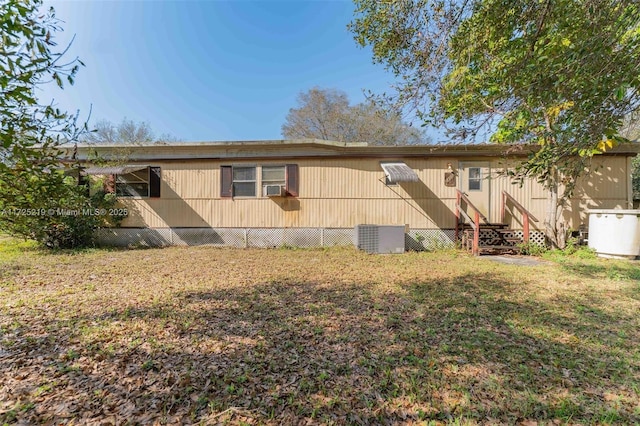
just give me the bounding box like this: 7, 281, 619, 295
220, 166, 233, 198
149, 167, 161, 198
286, 164, 299, 197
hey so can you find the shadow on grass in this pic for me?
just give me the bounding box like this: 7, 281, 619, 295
545, 253, 640, 279
1, 272, 639, 424
547, 256, 640, 301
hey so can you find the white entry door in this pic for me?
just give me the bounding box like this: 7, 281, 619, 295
459, 162, 491, 220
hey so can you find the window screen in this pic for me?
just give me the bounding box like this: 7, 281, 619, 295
116, 169, 149, 197
233, 166, 256, 197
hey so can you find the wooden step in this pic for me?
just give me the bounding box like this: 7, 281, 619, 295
459, 226, 524, 255
459, 222, 508, 229
462, 232, 521, 242
478, 245, 521, 255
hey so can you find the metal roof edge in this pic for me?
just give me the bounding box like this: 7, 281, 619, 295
65, 140, 640, 161
70, 139, 370, 149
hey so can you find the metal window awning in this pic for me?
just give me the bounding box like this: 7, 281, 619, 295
81, 165, 149, 175
380, 162, 419, 183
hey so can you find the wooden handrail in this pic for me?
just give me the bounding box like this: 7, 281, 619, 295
501, 191, 539, 223
458, 209, 477, 230
455, 189, 486, 255
456, 190, 488, 223
501, 191, 539, 244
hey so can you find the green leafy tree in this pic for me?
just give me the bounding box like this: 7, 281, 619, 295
350, 0, 640, 247
282, 87, 429, 145
1, 1, 80, 162
0, 0, 117, 248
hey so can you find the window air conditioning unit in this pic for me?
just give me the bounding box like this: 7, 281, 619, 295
355, 224, 406, 254
264, 184, 285, 197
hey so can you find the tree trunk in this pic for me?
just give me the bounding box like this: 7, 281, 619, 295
541, 114, 568, 249
545, 167, 567, 249
545, 176, 558, 248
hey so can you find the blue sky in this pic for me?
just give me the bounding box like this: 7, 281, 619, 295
40, 0, 407, 142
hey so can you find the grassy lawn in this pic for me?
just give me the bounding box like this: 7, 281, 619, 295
1, 239, 639, 425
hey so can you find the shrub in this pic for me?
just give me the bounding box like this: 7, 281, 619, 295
0, 169, 123, 249
517, 241, 548, 256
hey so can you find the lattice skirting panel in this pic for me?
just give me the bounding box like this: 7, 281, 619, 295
94, 228, 355, 248
497, 230, 547, 246
94, 227, 458, 250
459, 228, 547, 247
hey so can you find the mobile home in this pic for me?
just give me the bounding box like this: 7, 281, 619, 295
70, 140, 638, 252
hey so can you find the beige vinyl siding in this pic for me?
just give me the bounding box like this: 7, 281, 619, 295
116, 155, 631, 231
487, 156, 631, 229
158, 162, 218, 199
489, 165, 544, 231
562, 156, 631, 226
484, 158, 550, 230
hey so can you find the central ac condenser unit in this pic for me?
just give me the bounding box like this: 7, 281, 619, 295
355, 224, 406, 254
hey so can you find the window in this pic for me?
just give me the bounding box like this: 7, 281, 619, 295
232, 166, 256, 197
114, 166, 161, 198
221, 164, 299, 198
468, 167, 482, 191
262, 165, 285, 196
116, 169, 150, 197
